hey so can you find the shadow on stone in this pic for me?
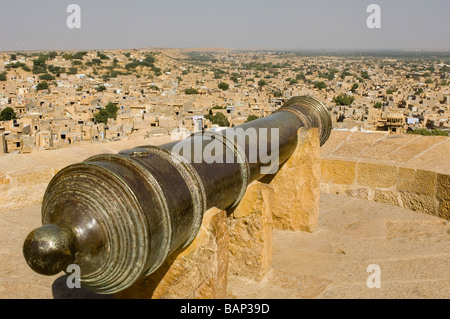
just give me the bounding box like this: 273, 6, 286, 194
52, 275, 113, 299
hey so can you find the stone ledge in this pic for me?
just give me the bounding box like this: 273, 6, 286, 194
320, 158, 449, 220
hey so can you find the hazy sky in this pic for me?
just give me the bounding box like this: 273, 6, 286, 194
0, 0, 449, 51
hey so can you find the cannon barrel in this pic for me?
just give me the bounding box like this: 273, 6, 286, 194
23, 96, 332, 294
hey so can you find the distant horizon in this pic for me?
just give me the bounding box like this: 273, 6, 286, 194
1, 1, 449, 52
1, 47, 450, 56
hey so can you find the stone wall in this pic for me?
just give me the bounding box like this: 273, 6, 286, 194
320, 131, 450, 220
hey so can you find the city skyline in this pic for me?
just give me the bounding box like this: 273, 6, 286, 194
0, 0, 449, 52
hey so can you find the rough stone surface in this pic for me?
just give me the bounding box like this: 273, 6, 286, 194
398, 169, 437, 196
227, 193, 450, 299
321, 159, 356, 185
320, 131, 450, 220
374, 190, 400, 206
228, 181, 273, 281
357, 162, 398, 188
1, 193, 449, 299
269, 128, 321, 232
115, 208, 229, 299
400, 192, 439, 216
438, 201, 450, 220
437, 174, 450, 201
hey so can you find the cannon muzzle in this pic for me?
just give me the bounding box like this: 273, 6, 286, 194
23, 96, 332, 294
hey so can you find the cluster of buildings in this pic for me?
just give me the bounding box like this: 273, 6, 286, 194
0, 49, 449, 154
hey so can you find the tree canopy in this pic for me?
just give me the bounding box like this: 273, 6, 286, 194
205, 112, 229, 127
333, 94, 355, 106
94, 103, 119, 124
36, 81, 49, 91
218, 82, 229, 91
0, 107, 17, 121
314, 81, 327, 90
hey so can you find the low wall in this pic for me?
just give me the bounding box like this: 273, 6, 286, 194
320, 131, 450, 220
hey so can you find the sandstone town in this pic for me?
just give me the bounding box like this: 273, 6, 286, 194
1, 49, 449, 154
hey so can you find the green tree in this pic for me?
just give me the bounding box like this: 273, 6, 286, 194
361, 70, 370, 80
246, 115, 259, 123
0, 107, 17, 121
273, 90, 283, 98
373, 102, 383, 109
314, 81, 327, 90
10, 54, 17, 61
205, 112, 229, 127
94, 109, 109, 124
94, 103, 119, 124
257, 79, 267, 88
333, 94, 355, 106
36, 81, 49, 91
32, 55, 47, 74
296, 73, 306, 81
97, 51, 110, 60
68, 67, 78, 75
386, 88, 398, 95
72, 51, 88, 60
218, 82, 229, 91
406, 128, 448, 136
351, 83, 359, 93
340, 70, 352, 79
415, 88, 424, 95
105, 102, 119, 119
0, 72, 7, 81
185, 88, 199, 95
96, 85, 107, 92
47, 51, 58, 60
39, 73, 55, 81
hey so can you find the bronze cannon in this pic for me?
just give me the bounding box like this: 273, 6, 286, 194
23, 96, 332, 294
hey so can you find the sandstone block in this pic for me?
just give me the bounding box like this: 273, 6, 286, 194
357, 163, 397, 188
398, 169, 437, 196
228, 181, 273, 281
398, 167, 415, 180
400, 192, 439, 216
438, 200, 450, 220
437, 174, 450, 201
321, 159, 356, 185
269, 128, 321, 232
345, 187, 369, 200
115, 207, 228, 299
374, 190, 400, 206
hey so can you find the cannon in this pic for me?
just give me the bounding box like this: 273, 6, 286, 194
23, 96, 332, 294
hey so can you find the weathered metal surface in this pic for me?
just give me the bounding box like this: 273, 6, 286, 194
23, 95, 332, 294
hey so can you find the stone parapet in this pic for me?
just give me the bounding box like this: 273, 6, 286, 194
320, 131, 450, 219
